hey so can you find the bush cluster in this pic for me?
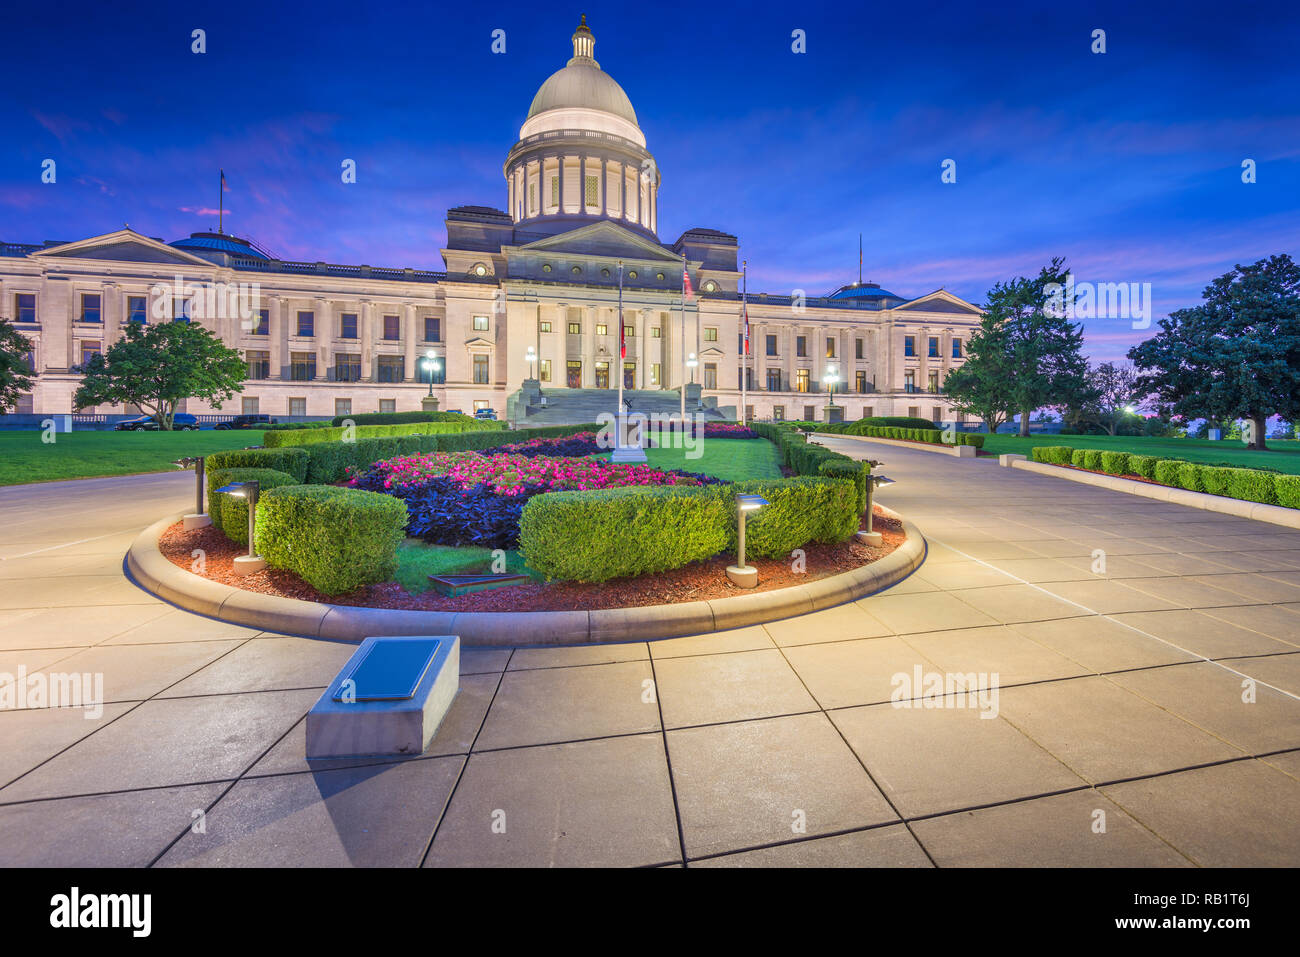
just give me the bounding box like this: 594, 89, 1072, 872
207, 467, 299, 544
328, 411, 477, 427
263, 419, 505, 449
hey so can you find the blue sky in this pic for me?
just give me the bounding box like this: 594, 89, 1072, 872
3, 0, 1297, 360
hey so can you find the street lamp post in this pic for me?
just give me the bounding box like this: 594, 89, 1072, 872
822, 363, 841, 423
726, 493, 768, 588
172, 456, 211, 530
525, 345, 537, 379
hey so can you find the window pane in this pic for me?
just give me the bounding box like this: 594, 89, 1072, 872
473, 315, 489, 331
424, 317, 441, 341
341, 314, 358, 339
473, 355, 489, 384
127, 296, 148, 323
16, 294, 37, 322
81, 295, 102, 322
383, 315, 400, 340
297, 311, 314, 337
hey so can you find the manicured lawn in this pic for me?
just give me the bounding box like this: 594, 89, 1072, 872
392, 542, 538, 595
641, 437, 783, 481
976, 434, 1300, 474
0, 430, 268, 486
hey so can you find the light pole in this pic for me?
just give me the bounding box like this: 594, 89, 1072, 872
172, 455, 210, 530
726, 493, 768, 588
525, 345, 537, 380
822, 363, 841, 422
216, 480, 265, 575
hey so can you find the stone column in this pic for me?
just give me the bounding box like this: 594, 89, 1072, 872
620, 163, 627, 224
557, 156, 565, 214
580, 155, 588, 216
314, 298, 330, 379
403, 302, 416, 383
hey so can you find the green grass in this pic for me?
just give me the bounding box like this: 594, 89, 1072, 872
0, 429, 269, 486
641, 437, 783, 481
979, 434, 1300, 475
392, 541, 538, 595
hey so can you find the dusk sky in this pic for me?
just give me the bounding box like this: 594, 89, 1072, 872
4, 0, 1297, 361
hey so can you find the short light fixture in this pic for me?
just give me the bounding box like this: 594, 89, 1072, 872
857, 471, 897, 545
726, 493, 769, 588
172, 455, 210, 529
215, 480, 266, 575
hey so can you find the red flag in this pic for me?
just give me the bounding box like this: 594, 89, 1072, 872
683, 267, 694, 301
620, 314, 626, 359
743, 303, 750, 355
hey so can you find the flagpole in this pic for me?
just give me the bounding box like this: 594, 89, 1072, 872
741, 259, 748, 427
617, 259, 624, 443
219, 169, 224, 234
680, 254, 686, 422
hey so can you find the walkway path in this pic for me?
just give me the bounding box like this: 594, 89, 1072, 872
1, 444, 1298, 867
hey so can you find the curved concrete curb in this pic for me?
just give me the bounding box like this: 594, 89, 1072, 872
126, 510, 927, 646
1010, 459, 1300, 530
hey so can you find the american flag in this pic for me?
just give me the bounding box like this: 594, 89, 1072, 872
743, 302, 750, 355
682, 263, 694, 301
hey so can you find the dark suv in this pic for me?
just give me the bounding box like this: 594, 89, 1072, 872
114, 413, 200, 431
214, 414, 275, 430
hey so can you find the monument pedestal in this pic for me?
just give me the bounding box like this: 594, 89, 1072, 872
420, 395, 440, 413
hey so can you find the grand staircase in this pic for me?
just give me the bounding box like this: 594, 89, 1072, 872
507, 386, 732, 427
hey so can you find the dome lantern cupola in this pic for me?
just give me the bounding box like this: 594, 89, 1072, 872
570, 14, 595, 64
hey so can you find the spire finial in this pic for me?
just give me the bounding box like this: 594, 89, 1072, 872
571, 14, 595, 62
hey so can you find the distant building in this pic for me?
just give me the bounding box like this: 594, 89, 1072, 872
0, 17, 980, 424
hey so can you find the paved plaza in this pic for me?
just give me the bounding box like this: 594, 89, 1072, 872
1, 439, 1299, 867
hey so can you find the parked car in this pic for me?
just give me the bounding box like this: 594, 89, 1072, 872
474, 408, 498, 420
114, 413, 200, 431
214, 414, 276, 430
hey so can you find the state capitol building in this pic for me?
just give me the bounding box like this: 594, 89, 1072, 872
0, 17, 981, 425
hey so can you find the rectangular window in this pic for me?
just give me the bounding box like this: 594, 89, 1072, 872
908, 406, 919, 418
928, 336, 940, 358
380, 399, 396, 414
933, 406, 943, 422
766, 368, 782, 392
567, 360, 582, 388
624, 324, 634, 339
79, 340, 101, 365
377, 356, 404, 382
473, 354, 489, 384
904, 335, 915, 357
473, 400, 490, 412
296, 311, 314, 337
738, 368, 753, 390
795, 369, 810, 393
540, 358, 552, 382
340, 313, 358, 339
952, 338, 963, 358
335, 354, 362, 382
596, 323, 608, 336
335, 398, 352, 417
15, 294, 36, 323
826, 337, 836, 358
288, 397, 306, 417
540, 320, 552, 333
473, 315, 489, 332
856, 371, 867, 394
650, 362, 660, 385
383, 315, 400, 340
241, 397, 259, 415
529, 183, 536, 215
703, 327, 718, 342
551, 176, 559, 207
766, 334, 777, 356
703, 362, 718, 389
585, 175, 599, 206
568, 321, 581, 335
929, 370, 940, 393
424, 316, 441, 342
80, 294, 102, 323
796, 336, 807, 357
290, 352, 316, 381
804, 404, 816, 421
773, 405, 785, 421
855, 338, 864, 359
251, 309, 269, 335
904, 370, 916, 392
127, 296, 148, 324
863, 407, 874, 418
651, 325, 661, 339
245, 350, 270, 380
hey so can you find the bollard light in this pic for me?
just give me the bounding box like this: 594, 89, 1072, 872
726, 493, 769, 588
857, 471, 896, 545
216, 480, 261, 560
172, 455, 207, 517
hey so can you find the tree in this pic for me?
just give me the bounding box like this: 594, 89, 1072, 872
1087, 361, 1142, 435
1128, 254, 1300, 451
73, 321, 247, 429
942, 315, 1014, 433
0, 317, 36, 413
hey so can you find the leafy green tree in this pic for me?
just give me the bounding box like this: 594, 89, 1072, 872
0, 317, 36, 413
73, 321, 247, 429
1087, 361, 1142, 435
1128, 254, 1300, 451
942, 315, 1014, 433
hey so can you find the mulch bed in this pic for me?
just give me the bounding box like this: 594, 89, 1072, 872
158, 510, 905, 613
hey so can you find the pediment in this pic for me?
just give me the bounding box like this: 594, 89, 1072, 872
897, 289, 983, 315
33, 230, 214, 266
514, 221, 681, 264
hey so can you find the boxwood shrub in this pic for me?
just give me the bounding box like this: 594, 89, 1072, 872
207, 447, 309, 484
1127, 454, 1158, 480
819, 460, 870, 515
207, 467, 298, 545
1200, 466, 1234, 497
1082, 450, 1104, 470
1100, 451, 1130, 475
1032, 446, 1075, 465
255, 486, 408, 595
263, 419, 507, 449
329, 410, 476, 427
730, 476, 860, 558
1227, 468, 1276, 505
1153, 459, 1183, 486
1070, 449, 1088, 467
519, 485, 732, 581
1177, 462, 1206, 493
1275, 475, 1300, 509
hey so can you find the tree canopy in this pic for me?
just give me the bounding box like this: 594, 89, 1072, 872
73, 321, 247, 429
0, 317, 36, 414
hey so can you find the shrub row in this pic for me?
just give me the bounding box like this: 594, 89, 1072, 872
750, 422, 865, 482
207, 467, 298, 544
518, 475, 860, 581
263, 419, 505, 448
834, 422, 984, 448
255, 486, 408, 595
328, 411, 477, 427
1029, 445, 1293, 508
207, 447, 309, 483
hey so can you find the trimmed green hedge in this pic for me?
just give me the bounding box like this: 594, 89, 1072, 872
207, 467, 298, 545
518, 475, 861, 581
819, 460, 871, 516
1029, 445, 1292, 509
256, 486, 408, 595
329, 411, 477, 427
519, 485, 731, 582
263, 419, 505, 448
751, 422, 862, 477
207, 447, 309, 484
